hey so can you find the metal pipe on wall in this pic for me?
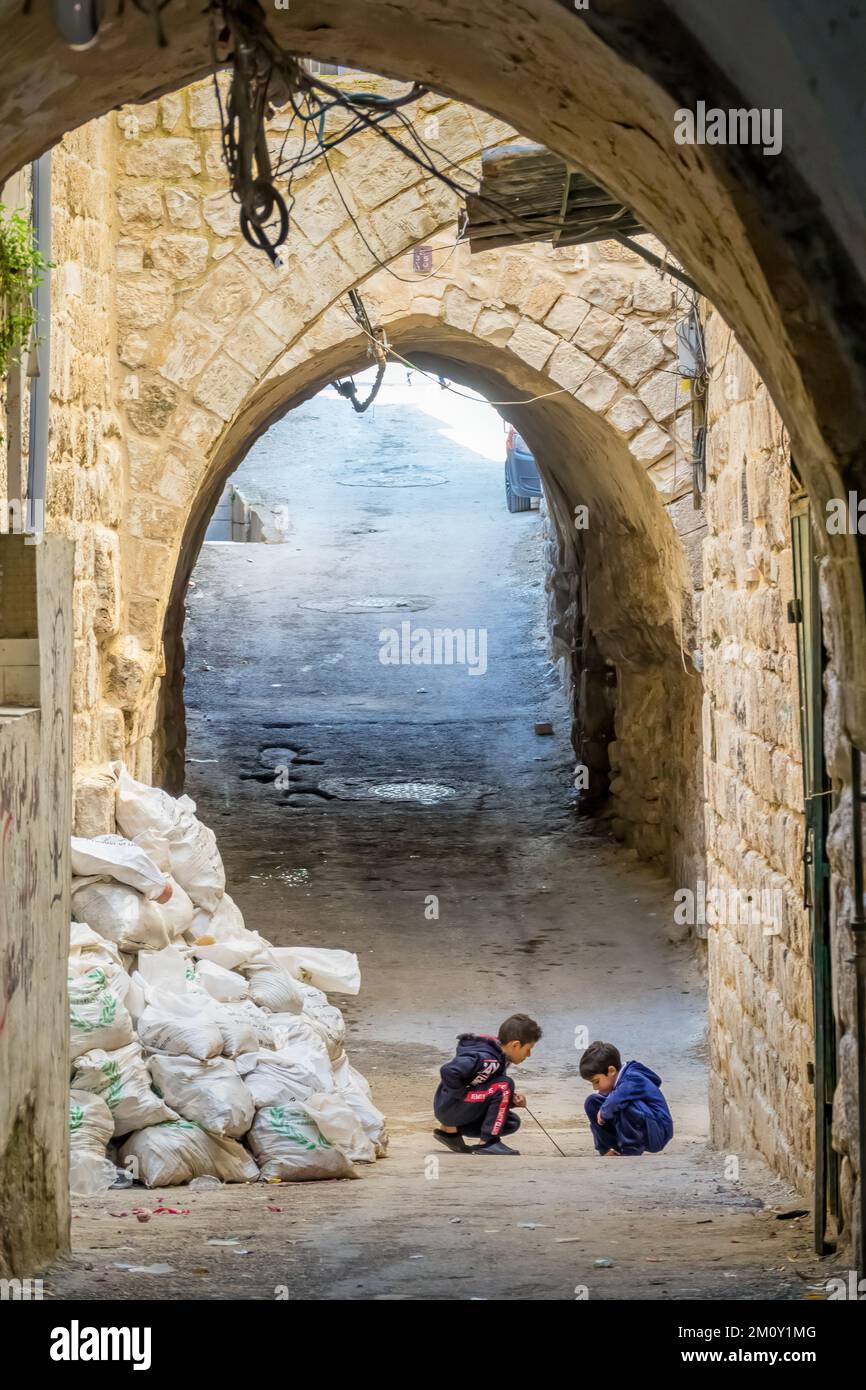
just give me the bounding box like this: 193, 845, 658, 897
26, 151, 51, 535
849, 744, 866, 1278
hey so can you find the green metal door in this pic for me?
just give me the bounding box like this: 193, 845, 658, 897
790, 490, 838, 1253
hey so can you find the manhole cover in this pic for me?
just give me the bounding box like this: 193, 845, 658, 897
319, 777, 494, 803
299, 595, 432, 614
367, 782, 458, 805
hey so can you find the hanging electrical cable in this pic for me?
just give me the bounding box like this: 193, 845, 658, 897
333, 289, 390, 412
199, 0, 690, 281
43, 0, 695, 298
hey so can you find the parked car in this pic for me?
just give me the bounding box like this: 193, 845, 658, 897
504, 426, 542, 512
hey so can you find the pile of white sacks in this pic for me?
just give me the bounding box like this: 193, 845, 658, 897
67, 764, 386, 1191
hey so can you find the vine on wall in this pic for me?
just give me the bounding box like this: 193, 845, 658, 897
0, 203, 46, 379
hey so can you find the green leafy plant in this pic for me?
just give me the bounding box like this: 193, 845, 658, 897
0, 202, 47, 379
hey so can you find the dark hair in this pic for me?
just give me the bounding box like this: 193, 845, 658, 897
579, 1041, 622, 1079
498, 1013, 543, 1046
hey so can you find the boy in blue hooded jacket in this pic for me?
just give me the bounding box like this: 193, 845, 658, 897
579, 1040, 673, 1156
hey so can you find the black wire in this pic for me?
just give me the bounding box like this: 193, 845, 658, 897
213, 12, 694, 292
318, 136, 460, 286
291, 66, 573, 235
211, 12, 596, 243
334, 357, 387, 413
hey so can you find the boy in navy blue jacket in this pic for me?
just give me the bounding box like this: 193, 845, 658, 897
433, 1013, 542, 1156
579, 1040, 673, 1156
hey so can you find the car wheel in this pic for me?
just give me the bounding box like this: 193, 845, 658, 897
506, 475, 532, 512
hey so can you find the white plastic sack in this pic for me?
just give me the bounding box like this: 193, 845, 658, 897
133, 946, 189, 998
302, 1092, 376, 1163
246, 1039, 334, 1109
119, 1120, 258, 1188
72, 1042, 177, 1137
148, 1055, 254, 1139
69, 967, 135, 1061
331, 1055, 388, 1155
69, 1088, 115, 1154
72, 880, 170, 953
196, 958, 250, 1003
340, 1086, 388, 1158
160, 878, 195, 938
211, 1001, 262, 1059
190, 938, 261, 972
273, 946, 361, 996
68, 922, 125, 978
337, 1057, 388, 1155
300, 994, 346, 1060
115, 767, 225, 913
137, 992, 223, 1061
118, 971, 148, 1025
130, 827, 172, 874
157, 798, 226, 912
267, 1012, 326, 1052
189, 893, 258, 946
113, 764, 179, 839
69, 1086, 121, 1193
242, 951, 305, 1014
71, 834, 168, 899
247, 1105, 357, 1182
70, 1151, 121, 1196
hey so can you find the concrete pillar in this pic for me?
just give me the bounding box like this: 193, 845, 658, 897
0, 535, 74, 1276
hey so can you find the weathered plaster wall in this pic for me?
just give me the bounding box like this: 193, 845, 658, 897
0, 536, 74, 1277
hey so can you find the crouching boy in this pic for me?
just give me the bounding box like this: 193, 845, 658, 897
579, 1040, 673, 1156
433, 1013, 542, 1156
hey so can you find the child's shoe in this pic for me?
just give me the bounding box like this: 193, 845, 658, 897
433, 1128, 469, 1153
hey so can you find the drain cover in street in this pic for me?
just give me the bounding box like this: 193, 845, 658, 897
368, 781, 458, 804
319, 776, 494, 803
299, 595, 432, 613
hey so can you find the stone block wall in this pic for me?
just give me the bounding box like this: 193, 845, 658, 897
701, 306, 814, 1193
45, 119, 128, 833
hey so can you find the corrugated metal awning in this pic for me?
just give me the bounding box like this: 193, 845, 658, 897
463, 142, 644, 253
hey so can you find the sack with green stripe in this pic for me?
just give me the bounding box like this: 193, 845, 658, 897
247, 1104, 357, 1182
119, 1120, 258, 1188
69, 967, 135, 1061
68, 1089, 118, 1195
71, 1041, 177, 1137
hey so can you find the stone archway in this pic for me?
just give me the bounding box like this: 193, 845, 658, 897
156, 307, 704, 888
92, 110, 705, 886
3, 3, 865, 746
73, 81, 705, 838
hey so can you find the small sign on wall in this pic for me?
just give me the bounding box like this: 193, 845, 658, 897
413, 245, 433, 273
